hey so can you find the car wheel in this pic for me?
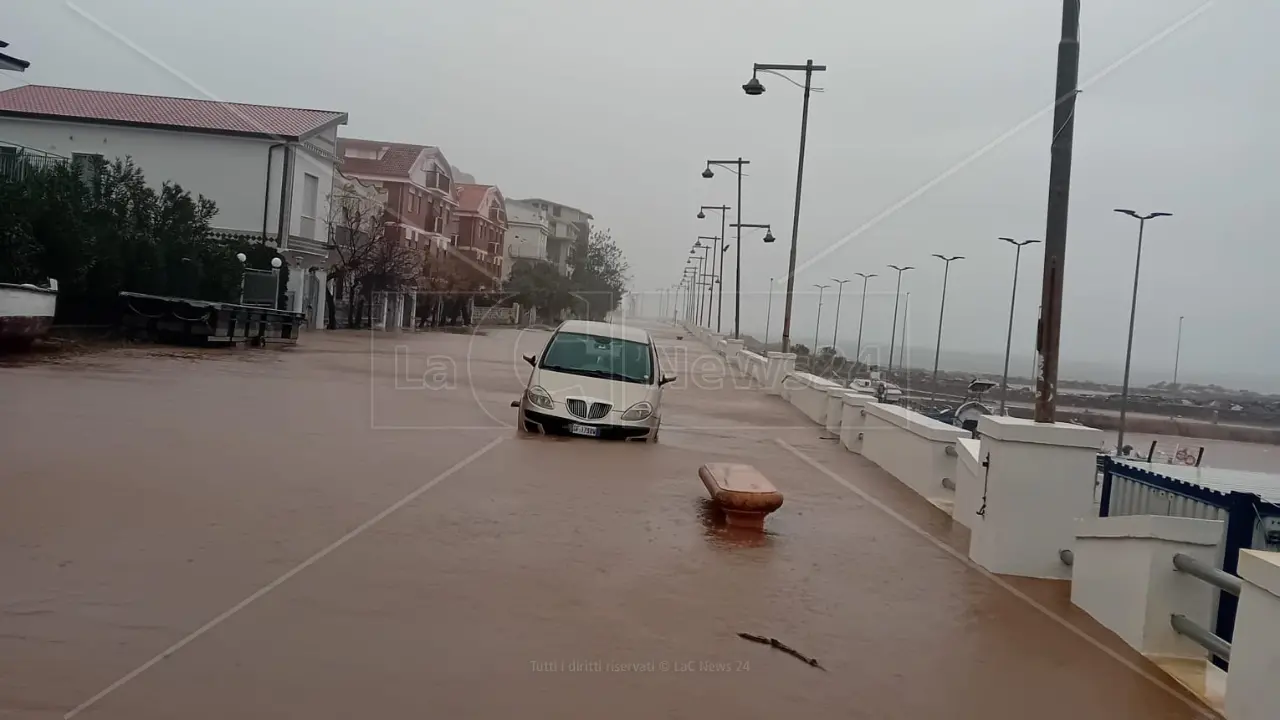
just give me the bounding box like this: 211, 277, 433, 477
516, 408, 534, 434
649, 421, 660, 443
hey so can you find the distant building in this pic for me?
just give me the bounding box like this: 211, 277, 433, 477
512, 197, 592, 276
453, 183, 508, 285
0, 84, 348, 327
503, 200, 551, 280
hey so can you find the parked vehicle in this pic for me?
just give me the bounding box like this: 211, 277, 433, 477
0, 279, 57, 348
517, 320, 675, 441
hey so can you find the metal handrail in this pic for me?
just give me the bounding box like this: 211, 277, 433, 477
1171, 613, 1231, 662
1173, 553, 1242, 596
1169, 553, 1240, 663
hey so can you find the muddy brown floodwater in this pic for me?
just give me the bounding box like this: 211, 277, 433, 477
0, 325, 1216, 719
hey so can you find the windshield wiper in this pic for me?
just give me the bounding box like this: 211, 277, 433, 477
548, 367, 645, 383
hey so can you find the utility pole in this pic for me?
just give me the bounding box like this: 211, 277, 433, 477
1033, 0, 1081, 423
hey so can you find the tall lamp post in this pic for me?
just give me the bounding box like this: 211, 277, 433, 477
765, 277, 776, 347
1113, 208, 1173, 452
830, 278, 850, 354
698, 235, 720, 329
886, 264, 913, 375
691, 241, 712, 327
928, 255, 964, 404
742, 60, 826, 354
703, 159, 749, 338
698, 205, 731, 332
1173, 315, 1185, 386
998, 238, 1041, 414
853, 272, 876, 373
811, 283, 830, 352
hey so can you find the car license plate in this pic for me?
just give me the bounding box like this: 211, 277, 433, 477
569, 423, 600, 437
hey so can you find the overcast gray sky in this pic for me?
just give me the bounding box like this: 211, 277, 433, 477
6, 0, 1278, 390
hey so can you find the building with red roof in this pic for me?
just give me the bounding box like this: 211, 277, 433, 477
0, 84, 348, 327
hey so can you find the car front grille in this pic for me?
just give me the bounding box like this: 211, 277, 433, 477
566, 399, 612, 420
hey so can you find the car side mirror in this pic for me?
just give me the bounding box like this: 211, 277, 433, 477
523, 354, 537, 367
659, 375, 677, 386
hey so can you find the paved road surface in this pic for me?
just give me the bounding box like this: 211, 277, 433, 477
0, 324, 1215, 719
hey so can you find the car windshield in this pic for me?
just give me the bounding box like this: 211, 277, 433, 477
540, 331, 653, 384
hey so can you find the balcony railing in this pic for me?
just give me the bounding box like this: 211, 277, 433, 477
0, 144, 69, 182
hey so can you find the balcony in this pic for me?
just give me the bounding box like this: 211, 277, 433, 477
425, 170, 452, 196
0, 144, 68, 182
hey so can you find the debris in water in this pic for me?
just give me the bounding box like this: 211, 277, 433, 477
737, 632, 825, 671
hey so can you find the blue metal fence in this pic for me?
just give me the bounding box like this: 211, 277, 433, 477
1098, 456, 1280, 669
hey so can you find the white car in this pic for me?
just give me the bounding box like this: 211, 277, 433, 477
518, 320, 675, 441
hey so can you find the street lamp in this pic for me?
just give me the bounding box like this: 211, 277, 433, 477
853, 272, 876, 374
699, 204, 731, 332
998, 238, 1041, 414
929, 255, 964, 405
270, 255, 283, 310
812, 283, 830, 353
698, 235, 720, 328
765, 277, 776, 347
830, 278, 850, 354
703, 159, 749, 339
1173, 315, 1185, 386
742, 60, 827, 354
886, 265, 913, 376
691, 241, 712, 327
1113, 208, 1173, 452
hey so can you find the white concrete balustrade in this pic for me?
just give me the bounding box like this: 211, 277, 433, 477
1070, 515, 1223, 659
967, 415, 1102, 579
860, 402, 968, 509
1227, 549, 1280, 720
838, 392, 877, 454
824, 388, 864, 435
671, 321, 1279, 716
762, 352, 796, 396
783, 372, 840, 424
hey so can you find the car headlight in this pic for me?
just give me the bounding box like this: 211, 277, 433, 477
526, 386, 554, 410
621, 401, 653, 421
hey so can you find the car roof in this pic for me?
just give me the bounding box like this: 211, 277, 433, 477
555, 320, 651, 344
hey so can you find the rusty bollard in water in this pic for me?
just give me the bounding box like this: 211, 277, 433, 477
698, 463, 783, 531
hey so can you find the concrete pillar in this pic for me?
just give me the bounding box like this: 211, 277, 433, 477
314, 269, 328, 329
763, 352, 796, 396
725, 339, 745, 363
1226, 550, 1280, 720
838, 393, 877, 454
967, 415, 1103, 579
825, 388, 862, 435
1070, 515, 1223, 658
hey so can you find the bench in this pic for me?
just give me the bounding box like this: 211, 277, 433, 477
698, 463, 784, 530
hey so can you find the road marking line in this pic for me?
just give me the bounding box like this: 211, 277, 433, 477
64, 436, 505, 719
777, 439, 1218, 719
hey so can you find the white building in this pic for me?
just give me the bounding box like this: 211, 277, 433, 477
503, 199, 551, 280
511, 197, 592, 276
0, 85, 348, 328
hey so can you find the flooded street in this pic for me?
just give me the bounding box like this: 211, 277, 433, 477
1, 325, 1214, 719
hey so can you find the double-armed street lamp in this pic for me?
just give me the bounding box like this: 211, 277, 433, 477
741, 60, 826, 354
698, 204, 731, 333
853, 272, 877, 373
812, 283, 830, 352
929, 255, 964, 404
998, 238, 1041, 414
702, 159, 749, 339
1113, 208, 1173, 452
830, 278, 850, 352
886, 264, 914, 375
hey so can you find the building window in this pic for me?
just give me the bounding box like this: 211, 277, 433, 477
300, 173, 319, 239
71, 153, 104, 188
